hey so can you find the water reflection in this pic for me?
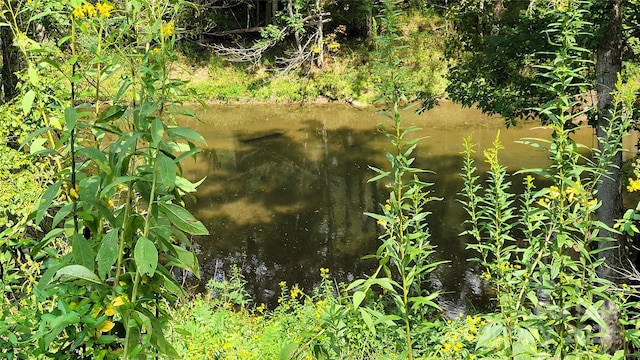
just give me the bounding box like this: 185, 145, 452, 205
179, 103, 606, 312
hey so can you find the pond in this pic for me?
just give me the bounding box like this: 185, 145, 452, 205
179, 101, 621, 317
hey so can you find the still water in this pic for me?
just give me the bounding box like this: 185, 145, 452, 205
179, 102, 604, 316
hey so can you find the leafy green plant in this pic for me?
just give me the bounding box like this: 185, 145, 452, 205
346, 1, 444, 359
206, 265, 251, 310
2, 0, 208, 358
458, 2, 635, 358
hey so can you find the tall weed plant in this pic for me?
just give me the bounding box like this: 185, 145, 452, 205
459, 2, 637, 358
1, 1, 206, 358
347, 1, 444, 359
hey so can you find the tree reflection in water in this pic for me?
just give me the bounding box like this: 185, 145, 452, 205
179, 103, 597, 313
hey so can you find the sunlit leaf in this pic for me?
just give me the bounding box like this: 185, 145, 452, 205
157, 152, 176, 190
35, 182, 61, 225
55, 264, 102, 284
158, 203, 209, 235
134, 236, 158, 277
71, 234, 94, 271
151, 118, 164, 145
97, 229, 119, 280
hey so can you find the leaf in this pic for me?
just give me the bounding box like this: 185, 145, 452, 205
353, 290, 366, 308
77, 146, 111, 174
55, 265, 102, 284
96, 229, 119, 280
36, 182, 62, 225
29, 137, 48, 155
134, 236, 158, 277
99, 176, 140, 197
31, 228, 65, 257
97, 105, 125, 123
151, 118, 164, 145
157, 152, 176, 190
158, 203, 209, 235
358, 308, 377, 335
166, 127, 206, 144
155, 265, 186, 297
278, 342, 298, 360
513, 327, 537, 357
22, 89, 36, 116
165, 245, 199, 275
42, 312, 81, 349
476, 322, 504, 350
175, 176, 205, 194
64, 106, 77, 131
71, 234, 94, 271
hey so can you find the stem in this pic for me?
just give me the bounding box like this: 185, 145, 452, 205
123, 146, 160, 358
95, 24, 103, 115
123, 270, 141, 358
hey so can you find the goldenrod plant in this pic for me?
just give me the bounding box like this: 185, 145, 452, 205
347, 1, 445, 359
459, 1, 636, 358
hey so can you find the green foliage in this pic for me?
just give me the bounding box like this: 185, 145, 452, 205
170, 268, 403, 360
346, 2, 444, 360
458, 3, 637, 357
446, 0, 594, 123
206, 265, 251, 309
1, 0, 207, 358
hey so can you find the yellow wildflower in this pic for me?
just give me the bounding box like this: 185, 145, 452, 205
98, 320, 115, 332
377, 218, 387, 228
581, 198, 596, 207
256, 303, 265, 313
556, 0, 569, 12
628, 178, 640, 193
96, 2, 113, 18
290, 284, 301, 299
112, 296, 124, 306
566, 186, 579, 202
72, 6, 85, 18
384, 203, 391, 211
442, 341, 451, 352
83, 3, 96, 18
92, 306, 103, 318
549, 185, 561, 199
161, 21, 175, 37
104, 304, 117, 316
279, 280, 286, 287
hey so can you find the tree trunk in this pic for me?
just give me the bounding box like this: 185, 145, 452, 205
365, 0, 373, 44
1, 26, 19, 103
595, 0, 623, 280
287, 0, 302, 52
491, 0, 504, 35
315, 0, 324, 67
589, 1, 626, 352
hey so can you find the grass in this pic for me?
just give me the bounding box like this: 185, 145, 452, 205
166, 269, 484, 360
176, 11, 448, 106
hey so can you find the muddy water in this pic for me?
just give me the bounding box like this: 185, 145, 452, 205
179, 102, 620, 315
